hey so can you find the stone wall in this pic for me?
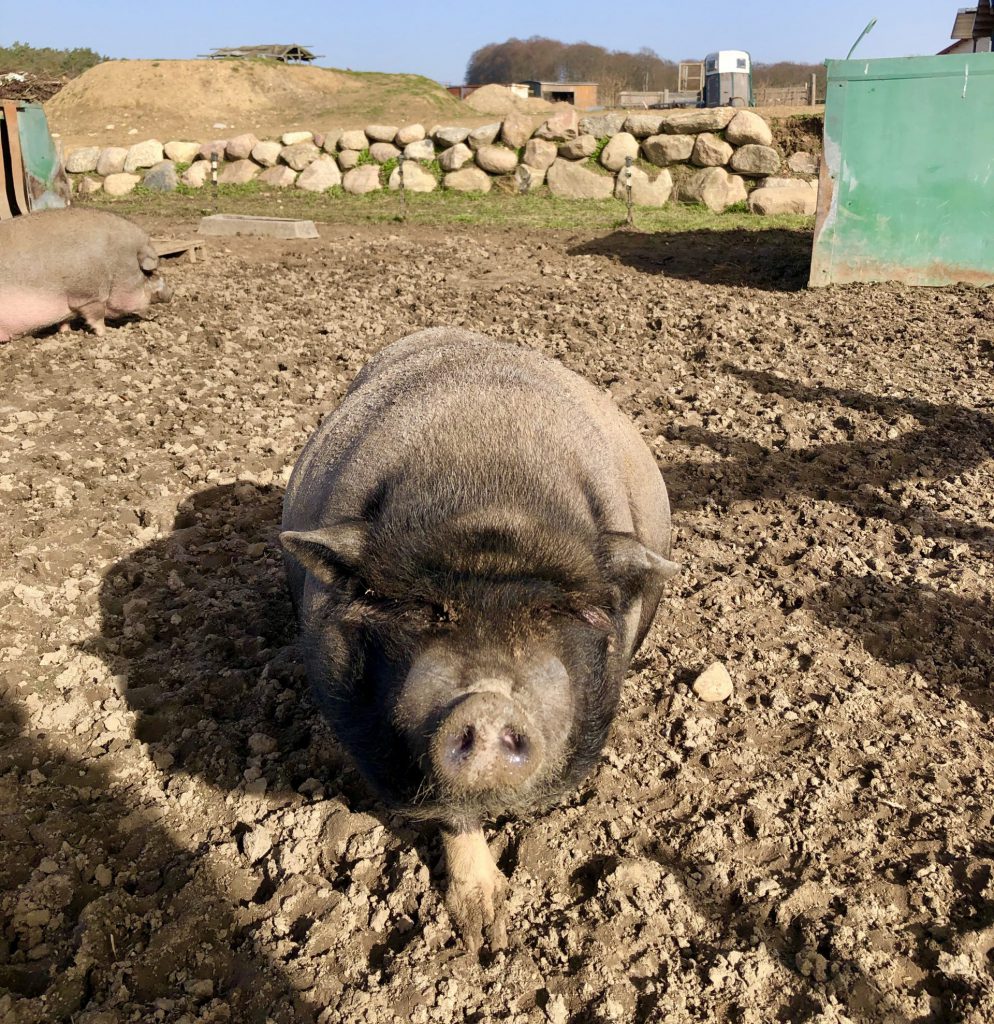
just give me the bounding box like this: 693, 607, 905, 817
63, 108, 821, 216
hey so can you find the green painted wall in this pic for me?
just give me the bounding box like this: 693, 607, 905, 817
810, 53, 994, 287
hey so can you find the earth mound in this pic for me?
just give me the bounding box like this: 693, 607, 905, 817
462, 83, 557, 116
45, 59, 469, 148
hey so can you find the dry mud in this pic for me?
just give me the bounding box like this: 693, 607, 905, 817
1, 221, 992, 1024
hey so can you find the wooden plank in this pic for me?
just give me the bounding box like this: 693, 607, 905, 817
152, 237, 202, 262
1, 102, 29, 215
0, 108, 17, 220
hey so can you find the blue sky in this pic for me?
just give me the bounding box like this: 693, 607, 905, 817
4, 2, 961, 84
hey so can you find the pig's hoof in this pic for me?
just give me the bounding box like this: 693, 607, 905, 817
57, 323, 71, 334
446, 869, 509, 952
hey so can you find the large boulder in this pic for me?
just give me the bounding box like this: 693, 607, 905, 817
444, 167, 493, 193
66, 147, 100, 174
124, 139, 164, 173
680, 166, 748, 212
96, 147, 128, 177
258, 165, 298, 188
434, 126, 471, 148
226, 133, 259, 161
281, 142, 322, 171
467, 123, 501, 150
338, 150, 361, 170
196, 140, 227, 162
343, 165, 382, 195
321, 131, 342, 153
534, 108, 579, 142
475, 144, 518, 175
282, 130, 313, 145
438, 142, 473, 172
600, 132, 639, 171
788, 151, 820, 176
622, 114, 664, 139
164, 140, 200, 164
296, 156, 343, 192
76, 176, 102, 196
729, 144, 781, 177
219, 159, 259, 185
691, 133, 733, 167
546, 159, 614, 199
142, 160, 178, 192
523, 138, 558, 171
614, 166, 673, 207
558, 135, 597, 160
579, 113, 626, 136
748, 181, 817, 215
181, 162, 212, 188
388, 162, 437, 192
369, 142, 400, 163
500, 114, 534, 149
251, 140, 283, 167
659, 108, 736, 134
725, 110, 773, 147
403, 139, 435, 161
515, 164, 546, 191
395, 123, 426, 146
365, 124, 398, 143
642, 134, 695, 166
103, 172, 141, 197
338, 129, 369, 151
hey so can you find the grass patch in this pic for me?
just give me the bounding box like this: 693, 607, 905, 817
81, 187, 813, 233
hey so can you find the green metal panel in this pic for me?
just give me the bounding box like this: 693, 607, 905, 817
18, 103, 69, 210
810, 53, 994, 287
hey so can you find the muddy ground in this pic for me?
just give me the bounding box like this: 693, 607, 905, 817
1, 220, 992, 1024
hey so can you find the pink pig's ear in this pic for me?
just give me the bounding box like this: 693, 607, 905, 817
138, 248, 159, 273
280, 522, 367, 586
603, 533, 681, 586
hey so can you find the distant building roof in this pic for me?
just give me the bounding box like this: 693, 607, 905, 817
204, 44, 322, 63
951, 3, 994, 40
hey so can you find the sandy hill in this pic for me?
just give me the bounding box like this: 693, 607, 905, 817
46, 59, 476, 148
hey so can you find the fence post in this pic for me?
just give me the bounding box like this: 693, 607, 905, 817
810, 73, 817, 105
624, 155, 634, 227
397, 153, 407, 220
210, 150, 218, 212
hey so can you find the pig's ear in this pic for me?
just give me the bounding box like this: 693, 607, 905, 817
604, 533, 681, 586
138, 248, 159, 273
279, 523, 367, 585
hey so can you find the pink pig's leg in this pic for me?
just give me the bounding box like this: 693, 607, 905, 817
76, 301, 107, 338
58, 322, 71, 334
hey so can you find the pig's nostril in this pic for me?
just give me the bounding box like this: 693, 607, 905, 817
447, 725, 476, 763
500, 729, 529, 763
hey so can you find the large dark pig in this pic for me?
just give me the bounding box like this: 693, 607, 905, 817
0, 208, 171, 342
281, 328, 679, 949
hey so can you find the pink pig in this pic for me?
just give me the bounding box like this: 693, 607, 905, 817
0, 208, 171, 342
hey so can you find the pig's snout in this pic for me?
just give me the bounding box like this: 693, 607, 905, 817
431, 692, 542, 794
149, 275, 172, 304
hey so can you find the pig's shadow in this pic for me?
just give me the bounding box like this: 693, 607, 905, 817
89, 482, 359, 802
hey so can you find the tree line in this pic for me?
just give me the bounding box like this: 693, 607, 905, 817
0, 41, 105, 78
465, 37, 826, 103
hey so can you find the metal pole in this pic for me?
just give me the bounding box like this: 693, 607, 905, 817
624, 155, 634, 227
210, 150, 219, 212
397, 153, 407, 220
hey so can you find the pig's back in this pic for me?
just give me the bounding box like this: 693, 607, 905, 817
284, 328, 669, 553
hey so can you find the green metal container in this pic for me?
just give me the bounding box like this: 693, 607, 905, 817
810, 53, 994, 287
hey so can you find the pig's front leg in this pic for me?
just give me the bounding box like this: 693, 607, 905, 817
75, 300, 107, 337
442, 825, 509, 952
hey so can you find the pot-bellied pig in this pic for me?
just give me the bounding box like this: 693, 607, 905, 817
281, 327, 680, 949
0, 208, 171, 342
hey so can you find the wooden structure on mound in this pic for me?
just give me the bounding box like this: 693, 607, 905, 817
203, 44, 322, 63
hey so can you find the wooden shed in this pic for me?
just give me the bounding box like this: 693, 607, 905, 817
204, 44, 322, 63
